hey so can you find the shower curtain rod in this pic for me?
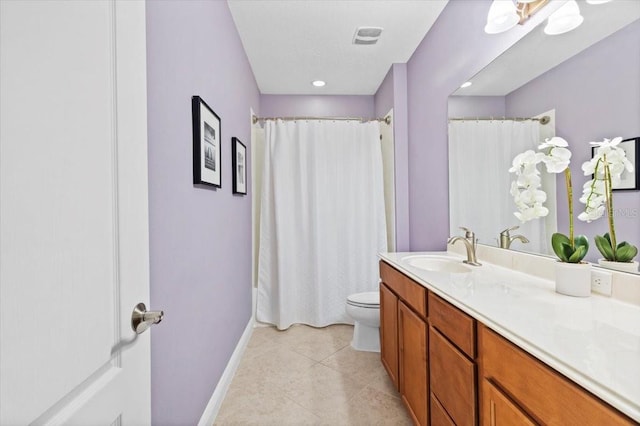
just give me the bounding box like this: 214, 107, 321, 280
449, 115, 551, 125
252, 115, 392, 125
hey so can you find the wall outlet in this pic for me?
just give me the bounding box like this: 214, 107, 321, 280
591, 269, 613, 296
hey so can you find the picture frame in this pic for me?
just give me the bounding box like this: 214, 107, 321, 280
232, 137, 247, 195
192, 96, 221, 187
614, 137, 639, 190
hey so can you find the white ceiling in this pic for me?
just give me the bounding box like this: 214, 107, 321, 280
228, 0, 448, 95
453, 0, 640, 96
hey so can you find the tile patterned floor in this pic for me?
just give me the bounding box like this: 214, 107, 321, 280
214, 324, 412, 426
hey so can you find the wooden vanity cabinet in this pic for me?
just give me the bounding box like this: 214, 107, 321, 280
379, 261, 636, 426
380, 261, 428, 426
479, 324, 635, 426
380, 282, 398, 388
399, 301, 429, 426
428, 292, 477, 426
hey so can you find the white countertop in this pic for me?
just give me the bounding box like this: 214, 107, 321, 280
379, 251, 640, 422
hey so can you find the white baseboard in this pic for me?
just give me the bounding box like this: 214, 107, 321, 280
197, 317, 255, 426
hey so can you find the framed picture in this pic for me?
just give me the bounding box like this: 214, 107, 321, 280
614, 137, 638, 191
232, 137, 247, 195
192, 96, 221, 187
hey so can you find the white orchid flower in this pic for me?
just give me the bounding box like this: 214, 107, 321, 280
589, 137, 622, 149
514, 203, 549, 222
538, 136, 569, 150
579, 136, 635, 228
577, 205, 605, 222
582, 179, 605, 194
509, 150, 542, 174
516, 172, 541, 188
581, 157, 600, 176
579, 191, 605, 208
541, 146, 571, 173
519, 188, 547, 204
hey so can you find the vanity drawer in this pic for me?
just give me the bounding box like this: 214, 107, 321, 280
380, 261, 426, 317
428, 292, 476, 358
429, 326, 476, 426
480, 325, 634, 425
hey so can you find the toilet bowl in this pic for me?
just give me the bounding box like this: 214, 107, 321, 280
346, 291, 380, 352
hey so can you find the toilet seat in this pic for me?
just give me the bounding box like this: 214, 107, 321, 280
347, 292, 380, 309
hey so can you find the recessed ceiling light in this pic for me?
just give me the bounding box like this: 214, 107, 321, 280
460, 81, 473, 88
312, 80, 326, 87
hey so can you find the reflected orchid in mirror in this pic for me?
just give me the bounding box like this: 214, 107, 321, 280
579, 137, 637, 263
509, 137, 588, 263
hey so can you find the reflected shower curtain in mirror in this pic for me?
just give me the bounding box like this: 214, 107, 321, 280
448, 120, 552, 253
257, 119, 387, 330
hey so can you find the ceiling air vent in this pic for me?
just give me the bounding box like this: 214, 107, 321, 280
353, 27, 383, 45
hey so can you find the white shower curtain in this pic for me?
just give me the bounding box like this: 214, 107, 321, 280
257, 119, 387, 330
448, 120, 551, 253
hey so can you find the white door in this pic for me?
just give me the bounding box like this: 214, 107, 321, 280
1, 1, 152, 424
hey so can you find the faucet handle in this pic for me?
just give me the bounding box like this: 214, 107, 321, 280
459, 226, 474, 238
500, 225, 519, 236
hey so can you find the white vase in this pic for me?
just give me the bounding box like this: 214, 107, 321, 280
555, 261, 591, 297
597, 259, 639, 273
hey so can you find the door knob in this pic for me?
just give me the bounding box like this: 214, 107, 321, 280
131, 303, 164, 334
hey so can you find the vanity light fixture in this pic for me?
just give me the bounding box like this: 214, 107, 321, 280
544, 0, 584, 35
485, 0, 550, 34
312, 80, 326, 87
460, 81, 473, 88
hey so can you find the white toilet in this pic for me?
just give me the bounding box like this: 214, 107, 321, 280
346, 291, 380, 352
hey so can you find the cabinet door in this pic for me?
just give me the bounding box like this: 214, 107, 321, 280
380, 283, 399, 389
399, 301, 428, 426
482, 380, 537, 426
429, 326, 476, 426
431, 393, 456, 426
480, 325, 635, 425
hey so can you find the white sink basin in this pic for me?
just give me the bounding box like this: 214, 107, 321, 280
402, 255, 472, 274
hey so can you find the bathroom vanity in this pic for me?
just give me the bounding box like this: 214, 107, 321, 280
379, 252, 640, 426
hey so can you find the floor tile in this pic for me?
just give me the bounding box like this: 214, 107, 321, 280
280, 363, 366, 418
216, 324, 406, 426
321, 386, 412, 426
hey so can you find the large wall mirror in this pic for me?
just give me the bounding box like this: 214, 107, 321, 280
447, 0, 640, 273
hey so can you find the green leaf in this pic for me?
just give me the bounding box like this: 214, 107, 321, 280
551, 233, 571, 262
561, 242, 576, 263
616, 243, 638, 263
603, 232, 612, 245
568, 245, 587, 263
595, 235, 614, 260
574, 235, 589, 251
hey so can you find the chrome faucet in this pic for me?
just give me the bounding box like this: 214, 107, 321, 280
448, 227, 481, 266
499, 226, 530, 249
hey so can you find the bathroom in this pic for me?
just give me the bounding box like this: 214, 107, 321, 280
1, 0, 639, 425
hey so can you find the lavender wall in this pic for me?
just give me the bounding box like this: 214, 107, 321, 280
374, 67, 394, 119
374, 64, 411, 251
260, 95, 374, 118
448, 96, 506, 119
506, 20, 640, 262
146, 1, 259, 424
405, 0, 561, 250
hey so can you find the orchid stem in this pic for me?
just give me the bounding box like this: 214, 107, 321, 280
604, 162, 617, 257
564, 167, 574, 248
